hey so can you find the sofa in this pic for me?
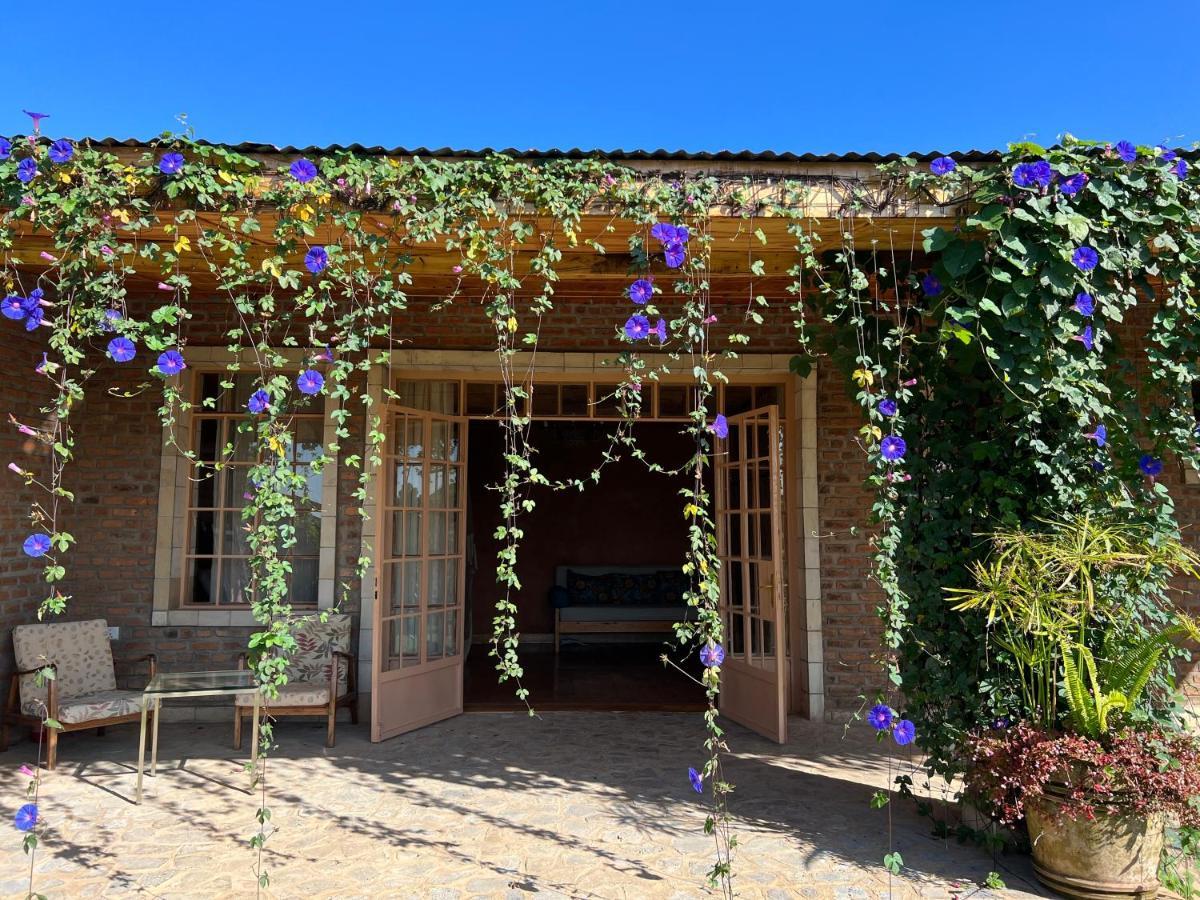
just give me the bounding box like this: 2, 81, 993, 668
552, 565, 691, 653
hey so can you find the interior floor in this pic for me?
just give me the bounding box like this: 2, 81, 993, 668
463, 641, 706, 711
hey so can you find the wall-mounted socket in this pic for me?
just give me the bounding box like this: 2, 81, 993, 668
106, 626, 119, 641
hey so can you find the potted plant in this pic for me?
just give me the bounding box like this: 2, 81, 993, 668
947, 514, 1200, 899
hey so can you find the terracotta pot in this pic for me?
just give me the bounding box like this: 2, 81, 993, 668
1025, 794, 1164, 899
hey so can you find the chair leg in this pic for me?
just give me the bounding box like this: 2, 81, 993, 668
233, 707, 243, 750
326, 709, 336, 748
46, 726, 58, 771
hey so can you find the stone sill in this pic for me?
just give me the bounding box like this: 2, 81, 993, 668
151, 609, 267, 628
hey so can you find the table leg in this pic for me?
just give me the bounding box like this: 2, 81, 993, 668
250, 692, 261, 768
136, 696, 149, 804
151, 697, 161, 776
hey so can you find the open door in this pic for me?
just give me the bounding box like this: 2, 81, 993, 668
372, 407, 468, 741
715, 405, 788, 743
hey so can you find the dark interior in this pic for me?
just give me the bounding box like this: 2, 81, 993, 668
463, 420, 709, 710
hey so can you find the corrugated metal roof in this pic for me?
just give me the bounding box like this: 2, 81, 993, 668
77, 138, 1006, 163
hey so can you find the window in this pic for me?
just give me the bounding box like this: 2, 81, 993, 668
183, 373, 324, 607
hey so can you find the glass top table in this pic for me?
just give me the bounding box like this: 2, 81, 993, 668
136, 669, 263, 803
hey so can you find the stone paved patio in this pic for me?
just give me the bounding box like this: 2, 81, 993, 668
0, 713, 1050, 899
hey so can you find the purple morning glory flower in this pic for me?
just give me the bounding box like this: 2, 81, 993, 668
1091, 459, 1106, 472
653, 318, 668, 343
2, 295, 25, 320
1012, 163, 1034, 187
1058, 173, 1088, 196
16, 158, 38, 183
101, 309, 123, 331
24, 289, 43, 312
22, 533, 51, 558
156, 350, 186, 376
880, 435, 907, 462
1013, 160, 1052, 188
663, 241, 687, 268
992, 717, 1011, 730
1073, 325, 1095, 352
1172, 159, 1189, 179
296, 369, 324, 396
921, 274, 941, 296
290, 157, 318, 183
1073, 292, 1095, 317
867, 704, 893, 731
688, 767, 703, 794
1072, 246, 1099, 271
651, 222, 689, 245
304, 245, 328, 274
1115, 141, 1137, 163
699, 643, 725, 667
107, 337, 136, 362
877, 398, 898, 417
709, 414, 729, 440
48, 139, 73, 164
628, 278, 653, 304
22, 110, 49, 132
1159, 145, 1178, 163
624, 314, 650, 340
0, 137, 11, 160
1086, 423, 1107, 447
929, 156, 956, 176
1139, 454, 1164, 477
159, 153, 185, 175
893, 719, 916, 746
24, 307, 43, 331
247, 389, 270, 414
14, 803, 37, 832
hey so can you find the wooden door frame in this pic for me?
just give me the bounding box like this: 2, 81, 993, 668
357, 354, 823, 724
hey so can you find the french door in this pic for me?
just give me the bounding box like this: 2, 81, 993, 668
371, 407, 469, 741
714, 406, 788, 743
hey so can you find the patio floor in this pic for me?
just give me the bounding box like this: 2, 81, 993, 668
0, 712, 1050, 899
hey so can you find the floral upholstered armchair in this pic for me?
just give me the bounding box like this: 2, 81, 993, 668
233, 613, 357, 749
1, 618, 156, 769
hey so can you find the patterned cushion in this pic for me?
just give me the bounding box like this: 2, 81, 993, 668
283, 613, 351, 695
565, 570, 688, 607
13, 619, 117, 713
235, 683, 332, 708
22, 689, 144, 725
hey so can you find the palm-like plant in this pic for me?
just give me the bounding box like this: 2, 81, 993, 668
947, 513, 1200, 731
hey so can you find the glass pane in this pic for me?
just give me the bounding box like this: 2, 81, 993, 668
199, 373, 222, 406
446, 466, 459, 508
290, 557, 318, 606
593, 384, 619, 418
725, 385, 754, 415
396, 463, 422, 507
728, 561, 744, 609
430, 420, 449, 460
762, 619, 775, 657
232, 424, 256, 461
757, 464, 770, 512
658, 385, 688, 418
224, 465, 251, 507
192, 470, 217, 508
726, 514, 742, 556
196, 418, 220, 461
220, 558, 251, 605
756, 424, 769, 460
389, 561, 420, 612
189, 558, 214, 604
428, 466, 445, 508
386, 616, 420, 669
759, 512, 772, 556
751, 615, 762, 655
294, 419, 323, 463
446, 609, 459, 656
426, 611, 445, 660
446, 511, 460, 554
561, 384, 589, 416
729, 612, 745, 656
429, 511, 447, 554
727, 424, 741, 462
749, 563, 761, 614
446, 421, 460, 462
445, 561, 458, 607
727, 468, 741, 511
222, 512, 252, 556
532, 385, 558, 417
191, 510, 216, 555
295, 508, 322, 555
396, 380, 459, 413
400, 511, 421, 556
405, 418, 424, 458
754, 385, 780, 408
293, 465, 323, 506
427, 559, 446, 608
465, 382, 496, 416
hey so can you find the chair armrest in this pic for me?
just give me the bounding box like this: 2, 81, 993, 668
13, 662, 57, 678
330, 650, 355, 697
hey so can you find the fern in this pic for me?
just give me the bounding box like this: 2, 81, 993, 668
1062, 643, 1100, 737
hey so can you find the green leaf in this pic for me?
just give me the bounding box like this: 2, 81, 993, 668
883, 851, 904, 875
942, 240, 984, 277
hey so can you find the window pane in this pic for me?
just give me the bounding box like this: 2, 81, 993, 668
429, 511, 447, 554
725, 385, 754, 415
189, 558, 214, 604
290, 558, 318, 606
532, 385, 558, 417
196, 418, 220, 461
430, 420, 450, 461
561, 384, 589, 416
427, 559, 446, 608
192, 471, 217, 509
658, 385, 689, 418
446, 609, 459, 656
222, 512, 252, 556
426, 611, 445, 660
593, 384, 620, 418
294, 419, 323, 463
191, 510, 215, 555
220, 558, 251, 605
465, 382, 497, 416
224, 466, 251, 508
396, 380, 459, 414
295, 509, 322, 555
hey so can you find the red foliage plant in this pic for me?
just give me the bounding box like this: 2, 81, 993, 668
964, 722, 1200, 826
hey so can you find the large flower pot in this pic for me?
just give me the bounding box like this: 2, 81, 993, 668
1025, 795, 1164, 899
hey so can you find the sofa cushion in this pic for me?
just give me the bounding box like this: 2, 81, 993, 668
235, 683, 336, 708
284, 613, 352, 695
564, 570, 689, 608
22, 689, 144, 725
13, 619, 117, 713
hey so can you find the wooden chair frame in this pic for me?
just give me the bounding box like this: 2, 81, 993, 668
1, 654, 157, 770
233, 650, 358, 749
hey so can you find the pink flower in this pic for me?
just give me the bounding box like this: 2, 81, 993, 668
901, 378, 918, 387
17, 424, 36, 436
157, 282, 173, 291
703, 315, 718, 324
100, 245, 113, 256
8, 462, 26, 475
19, 765, 35, 778
20, 195, 35, 206
452, 265, 463, 274
603, 174, 616, 186
39, 252, 56, 263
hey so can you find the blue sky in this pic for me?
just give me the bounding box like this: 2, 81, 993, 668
7, 1, 1198, 154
